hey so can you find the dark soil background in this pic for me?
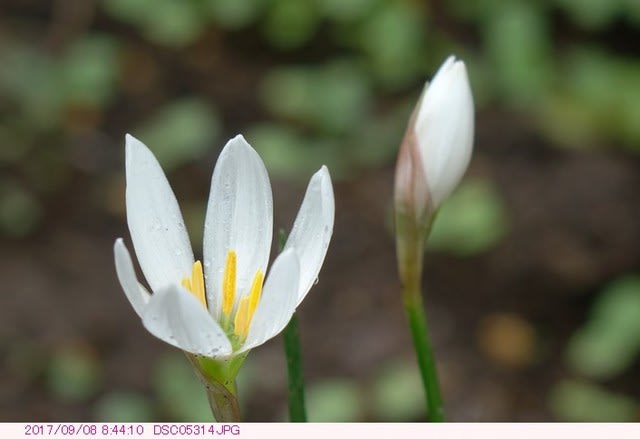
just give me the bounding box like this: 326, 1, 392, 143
1, 0, 639, 422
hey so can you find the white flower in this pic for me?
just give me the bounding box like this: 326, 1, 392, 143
394, 55, 474, 220
114, 134, 334, 358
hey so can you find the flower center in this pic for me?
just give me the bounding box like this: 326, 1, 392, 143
180, 252, 264, 344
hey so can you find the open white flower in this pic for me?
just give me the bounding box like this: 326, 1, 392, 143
395, 55, 474, 221
114, 134, 334, 359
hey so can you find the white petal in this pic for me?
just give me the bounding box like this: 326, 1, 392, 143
141, 284, 232, 357
283, 166, 334, 305
414, 57, 474, 208
125, 134, 195, 292
203, 135, 273, 318
239, 249, 300, 353
114, 238, 151, 318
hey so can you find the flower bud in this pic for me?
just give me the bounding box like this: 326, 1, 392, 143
394, 56, 474, 222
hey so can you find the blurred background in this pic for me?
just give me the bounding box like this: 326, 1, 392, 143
1, 0, 640, 422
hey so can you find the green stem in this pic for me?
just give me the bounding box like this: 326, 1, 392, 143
395, 210, 445, 422
283, 309, 308, 421
403, 286, 444, 422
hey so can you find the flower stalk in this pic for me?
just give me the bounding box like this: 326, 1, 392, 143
396, 210, 444, 422
186, 353, 242, 421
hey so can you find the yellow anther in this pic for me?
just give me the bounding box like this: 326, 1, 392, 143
222, 250, 237, 316
248, 270, 264, 317
233, 270, 264, 340
181, 260, 207, 308
233, 296, 251, 339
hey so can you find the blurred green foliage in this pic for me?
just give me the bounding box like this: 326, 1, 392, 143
567, 276, 640, 379
550, 275, 640, 421
1, 0, 638, 238
135, 98, 221, 172
299, 359, 424, 422
370, 360, 425, 421
152, 352, 215, 421
94, 392, 156, 422
428, 180, 509, 256
550, 379, 637, 422
305, 378, 363, 422
47, 345, 103, 402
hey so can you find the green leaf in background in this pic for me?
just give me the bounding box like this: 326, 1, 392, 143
485, 2, 552, 104
370, 360, 425, 421
102, 0, 206, 47
135, 98, 221, 171
246, 124, 353, 181
246, 124, 308, 180
541, 48, 640, 149
0, 44, 64, 130
153, 352, 213, 421
549, 379, 637, 421
60, 35, 119, 107
427, 180, 509, 256
262, 0, 320, 50
305, 378, 364, 422
205, 0, 265, 29
318, 0, 376, 22
47, 345, 103, 402
555, 0, 621, 30
357, 2, 426, 88
260, 60, 371, 135
566, 275, 640, 379
444, 0, 509, 23
0, 179, 42, 237
94, 392, 156, 422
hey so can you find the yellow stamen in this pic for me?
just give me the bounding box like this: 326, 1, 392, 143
233, 296, 250, 339
181, 260, 206, 308
248, 270, 264, 317
233, 270, 264, 340
222, 251, 237, 316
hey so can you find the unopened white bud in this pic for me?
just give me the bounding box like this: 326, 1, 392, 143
394, 55, 474, 222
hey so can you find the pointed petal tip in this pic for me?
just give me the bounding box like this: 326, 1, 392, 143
124, 133, 141, 150
124, 134, 151, 164
317, 164, 331, 179
225, 134, 253, 151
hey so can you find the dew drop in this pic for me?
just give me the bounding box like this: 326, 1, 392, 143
313, 277, 319, 285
